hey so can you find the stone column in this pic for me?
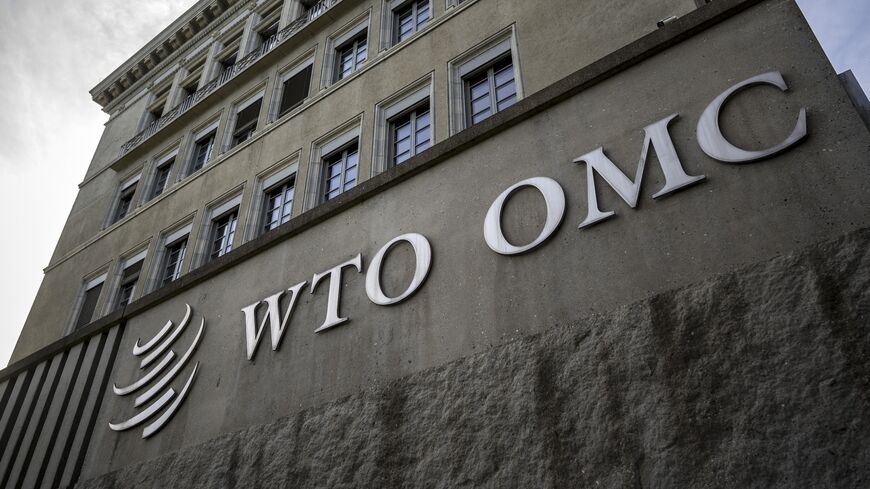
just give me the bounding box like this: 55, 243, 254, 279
279, 0, 305, 29
239, 9, 261, 56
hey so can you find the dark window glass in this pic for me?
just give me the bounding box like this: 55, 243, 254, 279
161, 238, 188, 286
464, 56, 516, 126
323, 144, 359, 202
113, 183, 137, 223
115, 260, 143, 310
231, 98, 263, 148
334, 33, 367, 82
262, 176, 295, 233
394, 0, 430, 44
390, 103, 431, 166
190, 132, 215, 174
151, 159, 174, 199
209, 210, 238, 261
278, 65, 313, 116
74, 282, 103, 330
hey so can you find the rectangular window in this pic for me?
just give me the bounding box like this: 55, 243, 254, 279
465, 56, 517, 126
113, 184, 137, 223
189, 131, 216, 174
230, 97, 263, 148
150, 158, 174, 199
208, 210, 238, 262
390, 103, 431, 166
393, 0, 430, 44
161, 237, 188, 286
278, 65, 313, 116
323, 144, 359, 202
74, 279, 104, 331
115, 260, 143, 310
334, 32, 367, 82
262, 176, 295, 233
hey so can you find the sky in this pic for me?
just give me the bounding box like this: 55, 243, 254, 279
0, 0, 867, 368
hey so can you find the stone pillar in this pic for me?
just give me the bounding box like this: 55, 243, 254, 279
279, 0, 305, 29
239, 9, 261, 56
199, 39, 221, 85
164, 68, 189, 110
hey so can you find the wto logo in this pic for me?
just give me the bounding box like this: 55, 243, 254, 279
109, 304, 205, 438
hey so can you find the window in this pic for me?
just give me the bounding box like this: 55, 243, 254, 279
208, 210, 238, 262
149, 154, 175, 199
389, 103, 431, 166
262, 176, 295, 233
277, 64, 313, 117
323, 144, 359, 202
465, 55, 517, 126
448, 27, 522, 134
189, 130, 216, 174
115, 259, 143, 310
111, 175, 140, 224
113, 184, 136, 223
230, 96, 263, 149
393, 0, 430, 44
161, 237, 188, 287
73, 275, 105, 331
334, 32, 367, 82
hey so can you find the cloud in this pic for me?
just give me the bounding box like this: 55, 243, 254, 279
0, 0, 196, 367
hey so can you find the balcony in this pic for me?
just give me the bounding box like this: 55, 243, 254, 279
118, 0, 336, 157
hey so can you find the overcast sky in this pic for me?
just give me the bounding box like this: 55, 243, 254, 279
0, 0, 867, 368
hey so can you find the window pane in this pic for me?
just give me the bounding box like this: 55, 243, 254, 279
494, 64, 514, 87
74, 282, 103, 330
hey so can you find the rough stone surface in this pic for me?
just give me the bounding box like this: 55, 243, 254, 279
73, 227, 870, 488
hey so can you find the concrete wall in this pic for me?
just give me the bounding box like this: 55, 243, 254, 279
68, 0, 870, 483
75, 226, 870, 488
13, 0, 698, 361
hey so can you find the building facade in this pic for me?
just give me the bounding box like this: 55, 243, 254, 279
1, 0, 869, 487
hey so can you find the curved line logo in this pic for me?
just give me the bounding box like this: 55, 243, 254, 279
109, 304, 205, 439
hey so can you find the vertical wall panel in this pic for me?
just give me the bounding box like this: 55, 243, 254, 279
7, 354, 63, 487
44, 338, 100, 489
0, 372, 29, 462
0, 361, 46, 485
23, 343, 83, 488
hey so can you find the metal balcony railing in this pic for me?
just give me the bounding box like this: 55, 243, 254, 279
119, 0, 335, 157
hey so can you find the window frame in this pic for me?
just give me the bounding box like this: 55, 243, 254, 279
322, 13, 371, 88
321, 143, 360, 203
148, 149, 178, 201
447, 26, 523, 135
246, 157, 299, 240
207, 208, 239, 262
113, 249, 147, 311
109, 173, 141, 226
334, 33, 368, 83
391, 0, 431, 46
463, 54, 517, 127
261, 176, 296, 235
227, 91, 265, 150
186, 119, 220, 176
68, 271, 107, 334
152, 221, 193, 291
388, 102, 431, 167
272, 55, 315, 121
305, 116, 363, 210
372, 74, 434, 175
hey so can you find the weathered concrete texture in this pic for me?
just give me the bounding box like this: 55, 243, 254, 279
76, 228, 870, 489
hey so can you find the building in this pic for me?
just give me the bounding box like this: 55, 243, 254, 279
1, 0, 869, 486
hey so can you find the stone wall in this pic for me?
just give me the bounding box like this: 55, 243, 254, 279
74, 227, 870, 488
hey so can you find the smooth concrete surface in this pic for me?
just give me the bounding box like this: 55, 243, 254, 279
76, 0, 870, 480
11, 0, 698, 362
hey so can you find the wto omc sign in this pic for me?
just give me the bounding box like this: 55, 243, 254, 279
109, 71, 807, 439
